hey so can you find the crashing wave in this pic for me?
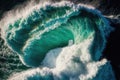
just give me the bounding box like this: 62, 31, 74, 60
0, 1, 115, 80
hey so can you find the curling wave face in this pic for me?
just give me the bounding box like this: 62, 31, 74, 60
3, 2, 109, 67
1, 1, 115, 80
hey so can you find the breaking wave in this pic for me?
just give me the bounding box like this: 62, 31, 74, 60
0, 1, 115, 80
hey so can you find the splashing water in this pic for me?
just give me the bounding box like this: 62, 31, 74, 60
0, 1, 115, 80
